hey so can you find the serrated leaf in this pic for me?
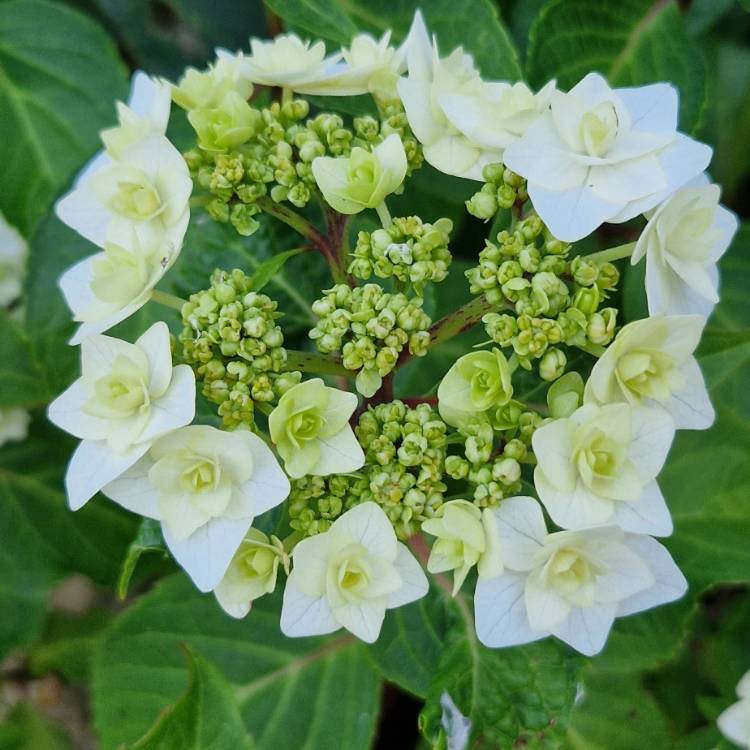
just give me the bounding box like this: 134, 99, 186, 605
130, 648, 254, 750
0, 0, 128, 233
419, 591, 582, 749
92, 574, 382, 750
266, 0, 522, 80
527, 0, 708, 132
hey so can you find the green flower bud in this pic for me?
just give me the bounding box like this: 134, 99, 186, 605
539, 347, 567, 382
587, 307, 617, 345
546, 371, 584, 418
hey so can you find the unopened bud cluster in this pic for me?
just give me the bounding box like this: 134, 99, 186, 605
184, 96, 422, 237
445, 405, 545, 507
465, 163, 527, 220
467, 210, 620, 378
349, 215, 452, 293
179, 269, 300, 428
310, 283, 431, 395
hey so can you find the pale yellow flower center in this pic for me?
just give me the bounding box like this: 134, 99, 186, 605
580, 102, 618, 157
110, 176, 164, 221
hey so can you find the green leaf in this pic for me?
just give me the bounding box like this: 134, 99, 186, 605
367, 583, 450, 698
567, 671, 672, 750
129, 648, 254, 750
0, 704, 73, 750
116, 518, 168, 600
266, 0, 522, 80
0, 420, 137, 585
90, 0, 268, 80
419, 593, 582, 748
527, 0, 708, 132
709, 223, 750, 330
0, 0, 128, 233
248, 246, 308, 293
92, 574, 382, 750
0, 312, 51, 407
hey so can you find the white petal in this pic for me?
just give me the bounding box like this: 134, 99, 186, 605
660, 314, 706, 362
738, 672, 750, 699
617, 535, 688, 617
128, 70, 171, 130
163, 515, 252, 592
280, 573, 340, 638
610, 134, 713, 223
330, 502, 397, 560
290, 533, 332, 598
535, 469, 615, 529
47, 379, 109, 441
333, 600, 386, 643
717, 699, 750, 747
423, 135, 484, 180
527, 181, 623, 243
587, 154, 665, 204
55, 184, 111, 247
531, 418, 576, 492
66, 439, 149, 510
550, 604, 616, 656
474, 572, 542, 648
214, 582, 252, 619
666, 357, 715, 430
102, 453, 161, 519
525, 571, 571, 631
136, 321, 173, 396
616, 83, 678, 134
73, 150, 113, 189
595, 541, 655, 602
645, 246, 716, 318
629, 406, 675, 482
137, 365, 196, 444
312, 426, 366, 476
612, 480, 673, 536
489, 496, 546, 571
387, 543, 428, 608
710, 204, 739, 263
242, 434, 291, 516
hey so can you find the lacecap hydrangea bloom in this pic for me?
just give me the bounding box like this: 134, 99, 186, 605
46, 8, 737, 667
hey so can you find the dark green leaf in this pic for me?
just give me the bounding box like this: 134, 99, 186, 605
117, 518, 168, 600
0, 0, 128, 233
0, 312, 51, 407
527, 0, 708, 132
130, 647, 254, 750
0, 704, 72, 750
92, 574, 382, 750
248, 246, 308, 292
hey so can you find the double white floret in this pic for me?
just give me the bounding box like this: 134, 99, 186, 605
474, 496, 687, 656
47, 321, 196, 510
281, 502, 428, 643
718, 671, 750, 749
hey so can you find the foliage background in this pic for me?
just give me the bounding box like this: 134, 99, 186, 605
0, 0, 748, 747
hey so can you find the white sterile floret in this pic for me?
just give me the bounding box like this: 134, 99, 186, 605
238, 33, 341, 90
293, 31, 408, 99
58, 232, 172, 345
503, 72, 713, 242
0, 407, 30, 448
440, 79, 556, 154
56, 131, 191, 256
281, 502, 428, 643
173, 50, 254, 111
47, 321, 195, 510
533, 402, 675, 536
422, 500, 503, 595
718, 670, 750, 749
103, 425, 290, 592
0, 211, 27, 307
73, 72, 172, 188
397, 11, 497, 179
584, 314, 714, 430
213, 529, 289, 618
632, 178, 738, 317
474, 496, 687, 656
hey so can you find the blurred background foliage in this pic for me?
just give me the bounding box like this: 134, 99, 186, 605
0, 0, 748, 748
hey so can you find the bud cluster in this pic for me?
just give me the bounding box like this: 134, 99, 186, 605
184, 96, 422, 237
467, 210, 620, 379
179, 269, 300, 428
349, 215, 452, 293
309, 283, 431, 396
465, 163, 527, 220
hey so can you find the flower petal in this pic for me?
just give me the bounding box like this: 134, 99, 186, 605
332, 599, 386, 643
241, 432, 291, 516
312, 425, 366, 476
628, 406, 675, 482
612, 480, 673, 536
550, 603, 616, 656
489, 496, 546, 571
102, 453, 161, 519
280, 573, 340, 638
387, 543, 428, 608
330, 501, 397, 560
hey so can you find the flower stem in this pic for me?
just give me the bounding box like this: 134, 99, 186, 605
585, 241, 636, 264
396, 295, 498, 370
284, 349, 351, 377
576, 341, 607, 357
151, 289, 186, 311
375, 201, 392, 229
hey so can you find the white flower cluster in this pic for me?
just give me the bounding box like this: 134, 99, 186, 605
44, 11, 738, 656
